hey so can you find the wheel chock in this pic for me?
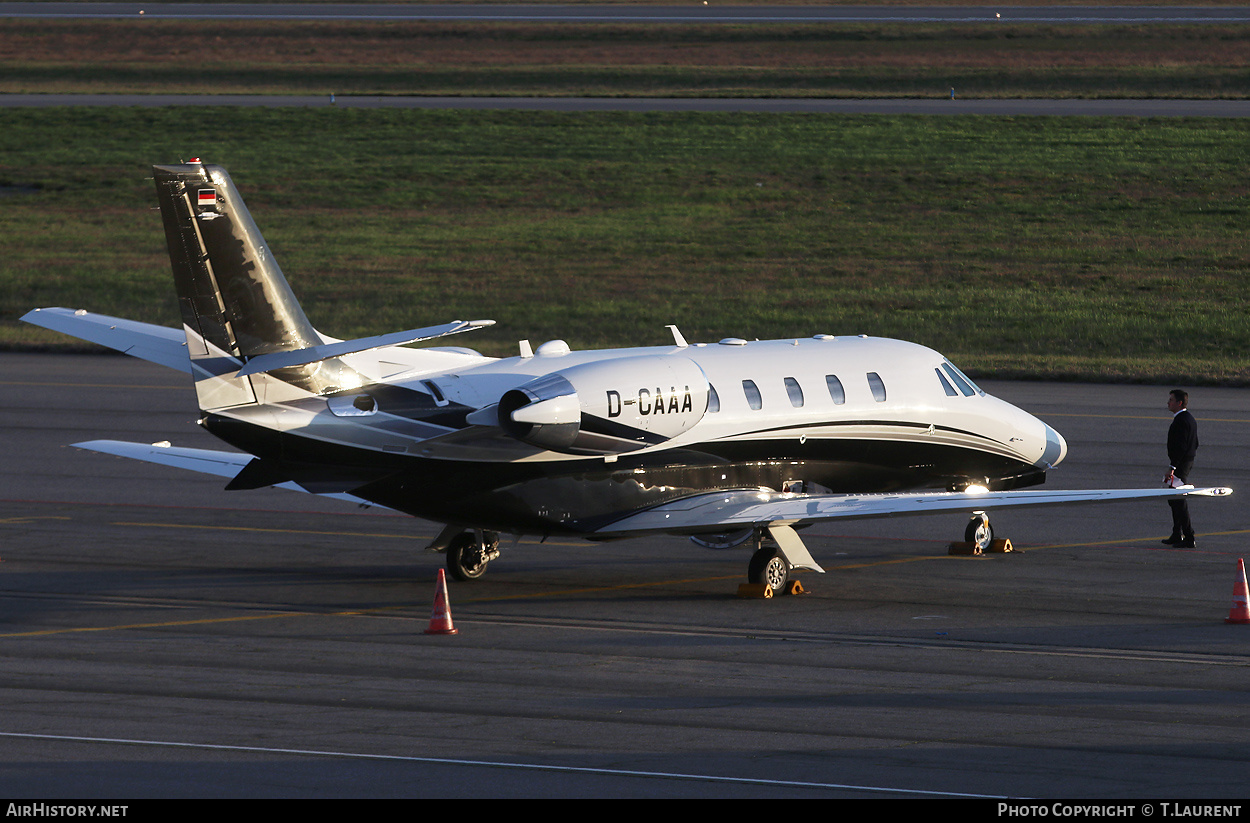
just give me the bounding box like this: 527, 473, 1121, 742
988, 538, 1014, 553
948, 541, 982, 556
784, 579, 807, 596
737, 583, 773, 599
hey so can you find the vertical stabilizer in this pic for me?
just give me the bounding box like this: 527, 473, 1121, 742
153, 162, 357, 408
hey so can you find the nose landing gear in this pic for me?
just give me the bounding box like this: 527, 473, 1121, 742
964, 511, 994, 553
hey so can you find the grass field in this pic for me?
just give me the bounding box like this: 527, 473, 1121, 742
3, 106, 1248, 384
4, 19, 1250, 99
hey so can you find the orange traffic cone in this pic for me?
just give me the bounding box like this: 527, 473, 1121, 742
1224, 558, 1250, 625
424, 568, 459, 635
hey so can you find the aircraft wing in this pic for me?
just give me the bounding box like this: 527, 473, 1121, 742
22, 308, 496, 378
74, 440, 378, 507
22, 308, 190, 373
68, 440, 1235, 542
594, 485, 1233, 538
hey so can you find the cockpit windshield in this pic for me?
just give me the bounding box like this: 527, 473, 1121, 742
941, 360, 985, 397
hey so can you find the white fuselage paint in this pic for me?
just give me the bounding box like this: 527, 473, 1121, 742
314, 333, 1066, 471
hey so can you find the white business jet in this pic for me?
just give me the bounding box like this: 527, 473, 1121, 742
22, 162, 1231, 593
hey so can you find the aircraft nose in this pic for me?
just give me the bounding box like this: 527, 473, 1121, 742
1040, 422, 1067, 468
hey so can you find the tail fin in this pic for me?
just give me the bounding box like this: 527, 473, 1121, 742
153, 161, 357, 408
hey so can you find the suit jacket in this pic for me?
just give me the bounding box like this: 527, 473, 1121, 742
1168, 409, 1199, 469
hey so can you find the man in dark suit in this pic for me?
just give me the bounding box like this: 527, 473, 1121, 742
1164, 389, 1199, 548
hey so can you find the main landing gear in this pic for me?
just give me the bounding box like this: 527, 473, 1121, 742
744, 512, 1001, 595
443, 529, 502, 581
745, 523, 826, 595
748, 544, 791, 593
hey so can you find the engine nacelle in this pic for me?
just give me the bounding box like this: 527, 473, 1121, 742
498, 355, 710, 454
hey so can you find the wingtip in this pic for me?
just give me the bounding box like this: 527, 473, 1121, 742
1193, 486, 1234, 497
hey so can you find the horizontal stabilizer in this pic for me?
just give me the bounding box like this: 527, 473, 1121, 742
596, 485, 1233, 538
73, 440, 377, 506
22, 308, 190, 373
235, 320, 495, 377
75, 439, 250, 479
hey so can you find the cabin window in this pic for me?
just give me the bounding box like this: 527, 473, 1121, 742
867, 372, 887, 402
742, 379, 763, 410
935, 368, 958, 397
942, 361, 984, 396
708, 384, 720, 413
784, 377, 804, 408
825, 375, 846, 405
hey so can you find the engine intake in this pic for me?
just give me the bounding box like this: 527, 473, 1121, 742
497, 355, 710, 454
498, 373, 582, 451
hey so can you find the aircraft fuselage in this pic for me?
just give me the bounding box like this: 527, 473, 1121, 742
25, 162, 1228, 591
198, 334, 1066, 536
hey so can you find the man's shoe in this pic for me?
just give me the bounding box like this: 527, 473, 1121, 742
1178, 537, 1196, 549
1162, 535, 1182, 546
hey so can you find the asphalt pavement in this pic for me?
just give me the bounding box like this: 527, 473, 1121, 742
3, 352, 1248, 798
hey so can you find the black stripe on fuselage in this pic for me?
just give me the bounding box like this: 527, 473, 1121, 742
203, 410, 1040, 535
577, 413, 669, 446
723, 418, 1003, 446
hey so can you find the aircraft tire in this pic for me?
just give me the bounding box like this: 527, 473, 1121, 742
964, 516, 994, 552
446, 532, 489, 581
748, 546, 789, 594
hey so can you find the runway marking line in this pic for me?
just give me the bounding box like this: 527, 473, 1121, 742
0, 515, 71, 525
0, 731, 1003, 798
1023, 529, 1250, 551
110, 520, 587, 548
0, 612, 318, 638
